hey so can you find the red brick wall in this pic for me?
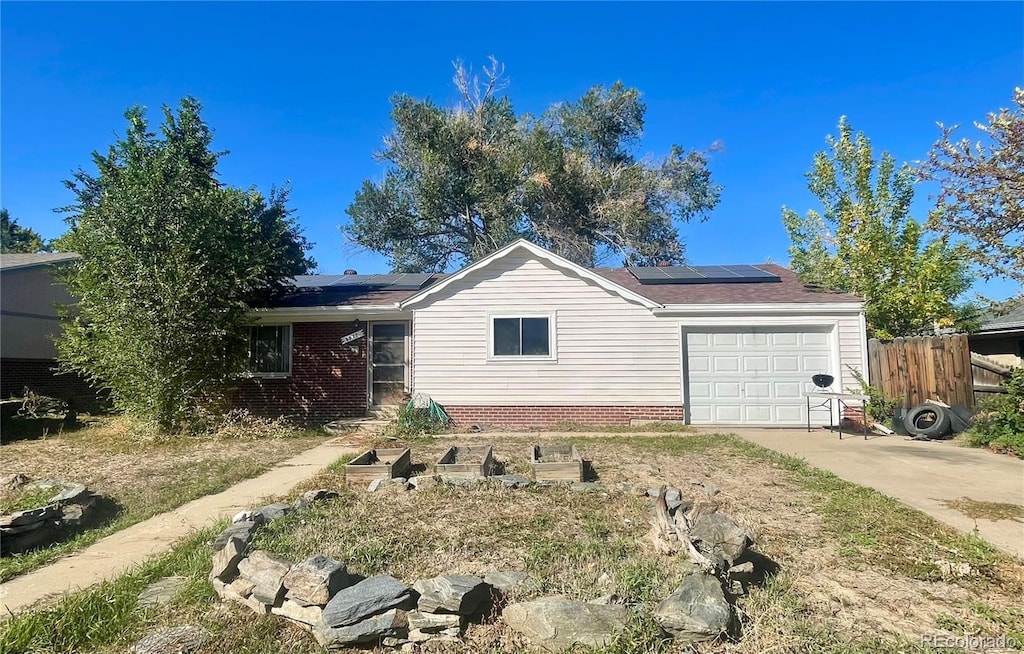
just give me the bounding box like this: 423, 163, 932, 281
0, 358, 100, 407
233, 322, 367, 423
444, 405, 684, 428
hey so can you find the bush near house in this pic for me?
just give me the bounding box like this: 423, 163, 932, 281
963, 367, 1024, 458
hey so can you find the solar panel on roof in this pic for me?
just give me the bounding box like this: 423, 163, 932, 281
627, 265, 780, 285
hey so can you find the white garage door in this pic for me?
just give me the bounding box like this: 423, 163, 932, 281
685, 327, 833, 425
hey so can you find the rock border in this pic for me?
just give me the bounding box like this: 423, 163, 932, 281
182, 480, 772, 651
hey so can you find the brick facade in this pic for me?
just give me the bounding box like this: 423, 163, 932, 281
443, 405, 685, 429
234, 322, 368, 423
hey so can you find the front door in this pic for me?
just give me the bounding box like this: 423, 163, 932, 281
369, 322, 408, 405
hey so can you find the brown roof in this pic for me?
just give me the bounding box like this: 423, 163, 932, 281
592, 264, 862, 304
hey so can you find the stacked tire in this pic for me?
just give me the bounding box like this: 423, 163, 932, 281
904, 404, 953, 439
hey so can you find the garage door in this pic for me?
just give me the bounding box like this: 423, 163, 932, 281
685, 327, 833, 425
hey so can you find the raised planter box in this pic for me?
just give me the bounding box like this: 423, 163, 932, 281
435, 445, 494, 479
344, 448, 412, 486
530, 444, 584, 482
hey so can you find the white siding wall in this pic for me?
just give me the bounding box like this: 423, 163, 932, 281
412, 252, 682, 405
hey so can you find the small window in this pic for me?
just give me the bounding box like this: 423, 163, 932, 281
249, 325, 291, 375
493, 317, 550, 357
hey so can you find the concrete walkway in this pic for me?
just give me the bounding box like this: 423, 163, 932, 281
0, 437, 361, 617
726, 428, 1024, 558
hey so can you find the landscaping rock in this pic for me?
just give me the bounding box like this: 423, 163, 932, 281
271, 599, 324, 626
212, 520, 260, 551
488, 474, 530, 488
689, 512, 752, 566
303, 488, 339, 503
315, 608, 409, 647
138, 576, 187, 608
210, 535, 246, 582
438, 475, 475, 487
368, 479, 385, 493
407, 610, 461, 633
227, 577, 256, 599
237, 550, 292, 605
283, 555, 349, 606
653, 573, 733, 644
231, 510, 257, 524
48, 483, 89, 505
408, 476, 435, 490
483, 570, 532, 594
134, 625, 209, 654
322, 575, 416, 628
254, 502, 293, 522
413, 574, 489, 615
503, 598, 629, 650
0, 505, 58, 527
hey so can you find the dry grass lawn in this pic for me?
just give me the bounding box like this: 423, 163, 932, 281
3, 431, 1022, 654
0, 416, 331, 581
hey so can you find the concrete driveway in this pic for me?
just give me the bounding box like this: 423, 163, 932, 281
720, 428, 1024, 559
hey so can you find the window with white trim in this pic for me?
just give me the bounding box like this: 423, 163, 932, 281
492, 317, 550, 357
248, 325, 291, 375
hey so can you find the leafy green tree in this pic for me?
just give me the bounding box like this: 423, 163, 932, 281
782, 118, 974, 339
919, 88, 1023, 293
1, 209, 47, 253
55, 98, 313, 431
347, 59, 721, 271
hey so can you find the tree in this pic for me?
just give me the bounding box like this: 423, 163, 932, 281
55, 98, 313, 431
919, 88, 1024, 293
1, 209, 47, 253
346, 59, 721, 271
782, 118, 974, 339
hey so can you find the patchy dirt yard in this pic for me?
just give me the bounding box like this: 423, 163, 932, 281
3, 431, 1022, 654
0, 417, 331, 581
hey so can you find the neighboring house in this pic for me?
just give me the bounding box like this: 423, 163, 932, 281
0, 252, 94, 402
969, 304, 1024, 368
239, 240, 867, 428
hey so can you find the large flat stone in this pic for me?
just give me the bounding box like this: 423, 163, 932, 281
653, 573, 733, 644
212, 521, 259, 552
689, 512, 752, 566
321, 575, 416, 628
407, 610, 461, 633
314, 608, 409, 648
271, 599, 324, 626
483, 571, 532, 594
413, 574, 489, 615
210, 536, 246, 582
283, 555, 349, 606
134, 625, 209, 654
503, 598, 628, 650
237, 550, 292, 606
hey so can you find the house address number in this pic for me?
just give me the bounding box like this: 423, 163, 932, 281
341, 329, 365, 345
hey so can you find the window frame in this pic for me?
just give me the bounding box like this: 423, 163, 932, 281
487, 313, 557, 362
247, 323, 293, 378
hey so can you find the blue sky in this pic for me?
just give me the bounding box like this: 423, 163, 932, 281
2, 2, 1021, 299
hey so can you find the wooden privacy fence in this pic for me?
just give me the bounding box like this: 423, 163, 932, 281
868, 334, 974, 408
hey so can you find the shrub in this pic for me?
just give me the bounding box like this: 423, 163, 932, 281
963, 367, 1024, 458
846, 365, 898, 424
380, 401, 451, 440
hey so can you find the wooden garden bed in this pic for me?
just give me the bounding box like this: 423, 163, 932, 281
345, 448, 412, 485
435, 445, 494, 479
531, 444, 583, 482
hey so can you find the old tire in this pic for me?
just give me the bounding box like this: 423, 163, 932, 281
905, 405, 952, 439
